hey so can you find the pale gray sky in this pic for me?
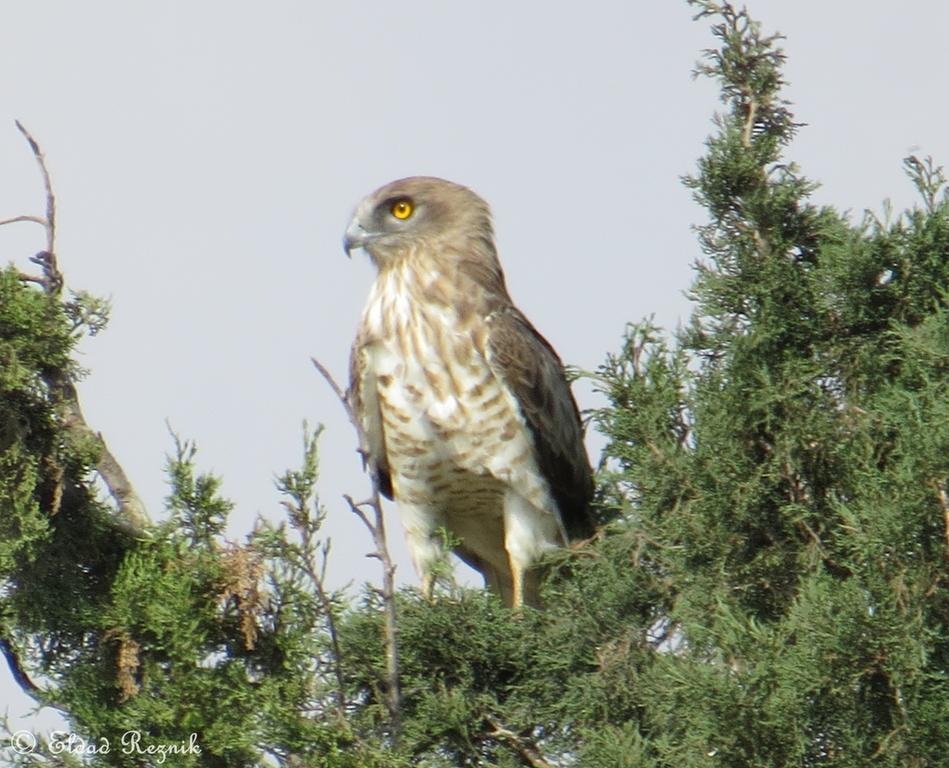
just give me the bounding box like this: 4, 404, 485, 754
2, 0, 947, 738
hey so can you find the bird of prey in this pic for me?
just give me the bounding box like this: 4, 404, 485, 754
345, 177, 593, 608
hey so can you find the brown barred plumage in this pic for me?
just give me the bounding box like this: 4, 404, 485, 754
345, 177, 593, 608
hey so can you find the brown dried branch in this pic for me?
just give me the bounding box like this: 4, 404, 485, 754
220, 545, 265, 651
484, 714, 553, 768
115, 633, 142, 702
4, 122, 149, 534
312, 357, 402, 736
101, 627, 142, 702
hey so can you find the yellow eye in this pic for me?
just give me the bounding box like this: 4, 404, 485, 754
391, 199, 414, 220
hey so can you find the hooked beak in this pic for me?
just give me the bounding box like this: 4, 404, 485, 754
343, 217, 372, 257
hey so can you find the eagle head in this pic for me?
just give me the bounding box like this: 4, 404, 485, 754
343, 176, 495, 269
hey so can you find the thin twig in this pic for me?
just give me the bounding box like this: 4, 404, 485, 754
311, 563, 347, 718
0, 213, 47, 228
282, 489, 347, 720
311, 357, 348, 405
484, 714, 553, 768
345, 491, 400, 731
312, 357, 402, 736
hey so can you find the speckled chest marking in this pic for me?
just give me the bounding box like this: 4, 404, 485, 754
362, 262, 552, 517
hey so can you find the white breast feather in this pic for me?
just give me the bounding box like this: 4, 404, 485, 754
362, 264, 560, 533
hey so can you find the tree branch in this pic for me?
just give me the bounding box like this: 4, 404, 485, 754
311, 357, 402, 737
13, 121, 61, 294
0, 633, 41, 700
309, 548, 347, 720
484, 714, 553, 768
16, 121, 56, 256
59, 378, 150, 534
0, 213, 47, 228
3, 122, 149, 534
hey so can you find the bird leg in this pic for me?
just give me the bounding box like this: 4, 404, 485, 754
510, 560, 525, 611
421, 572, 436, 602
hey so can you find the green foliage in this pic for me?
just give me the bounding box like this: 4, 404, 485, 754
590, 3, 948, 764
0, 267, 70, 573
0, 281, 357, 764
2, 3, 948, 767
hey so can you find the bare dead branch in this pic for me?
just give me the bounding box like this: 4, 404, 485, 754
311, 356, 348, 405
15, 120, 57, 260
312, 357, 402, 736
343, 494, 375, 532
16, 271, 46, 286
6, 122, 149, 533
0, 213, 47, 228
485, 714, 554, 768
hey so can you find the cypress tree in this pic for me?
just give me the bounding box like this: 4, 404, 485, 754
1, 4, 947, 766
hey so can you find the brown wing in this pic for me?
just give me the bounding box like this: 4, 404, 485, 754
348, 333, 394, 500
485, 306, 594, 540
